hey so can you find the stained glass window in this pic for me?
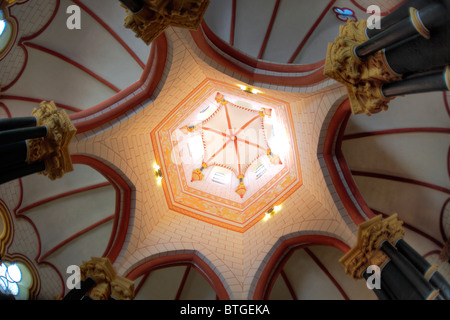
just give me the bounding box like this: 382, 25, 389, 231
0, 260, 33, 300
0, 11, 6, 37
333, 7, 357, 22
0, 262, 22, 296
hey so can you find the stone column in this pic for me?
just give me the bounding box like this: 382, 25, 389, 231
366, 0, 433, 38
0, 161, 46, 185
0, 126, 47, 144
396, 239, 450, 299
340, 214, 405, 299
62, 277, 96, 300
0, 117, 37, 131
381, 241, 440, 300
356, 2, 448, 58
0, 101, 77, 184
381, 66, 449, 97
324, 1, 450, 116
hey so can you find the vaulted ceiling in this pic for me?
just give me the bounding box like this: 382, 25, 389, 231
0, 0, 448, 300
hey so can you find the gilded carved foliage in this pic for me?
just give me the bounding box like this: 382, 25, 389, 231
340, 214, 405, 279
324, 20, 402, 116
26, 101, 77, 180
80, 257, 135, 300
121, 0, 210, 45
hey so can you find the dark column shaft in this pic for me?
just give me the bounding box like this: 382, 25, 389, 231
0, 126, 47, 144
381, 241, 439, 299
366, 0, 434, 38
382, 67, 449, 97
396, 239, 450, 300
63, 277, 96, 300
385, 23, 450, 75
0, 161, 45, 185
0, 117, 37, 131
119, 0, 144, 13
356, 2, 448, 59
363, 268, 392, 300
379, 260, 423, 299
0, 141, 28, 169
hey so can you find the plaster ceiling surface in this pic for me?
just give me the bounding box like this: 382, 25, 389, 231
0, 0, 448, 301
66, 25, 358, 299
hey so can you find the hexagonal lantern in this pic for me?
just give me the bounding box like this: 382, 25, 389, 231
151, 79, 302, 232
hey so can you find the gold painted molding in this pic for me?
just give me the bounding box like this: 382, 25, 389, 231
439, 238, 449, 262
339, 214, 405, 279
26, 101, 77, 180
80, 257, 135, 300
324, 20, 402, 116
121, 0, 210, 45
0, 202, 12, 257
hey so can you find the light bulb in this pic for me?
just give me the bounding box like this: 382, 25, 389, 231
273, 205, 282, 213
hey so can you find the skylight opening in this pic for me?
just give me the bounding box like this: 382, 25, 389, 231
212, 172, 226, 184
255, 164, 266, 179
200, 105, 210, 113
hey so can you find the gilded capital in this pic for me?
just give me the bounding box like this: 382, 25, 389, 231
324, 20, 402, 116
111, 276, 135, 300
80, 257, 117, 284
121, 0, 210, 45
26, 101, 77, 180
80, 257, 135, 300
339, 214, 405, 279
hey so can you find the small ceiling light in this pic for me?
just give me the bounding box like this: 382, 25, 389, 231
238, 84, 259, 94
264, 204, 282, 221
154, 163, 163, 184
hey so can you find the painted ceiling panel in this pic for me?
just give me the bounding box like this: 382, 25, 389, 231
45, 220, 115, 287
22, 185, 115, 254
20, 164, 109, 210
268, 275, 294, 300
203, 0, 233, 43
283, 249, 344, 300
307, 246, 377, 300
178, 268, 216, 300
31, 0, 143, 90
134, 266, 187, 300
344, 92, 450, 134
342, 133, 450, 190
5, 48, 116, 109
262, 0, 332, 63
233, 0, 277, 58
353, 176, 447, 242
78, 0, 152, 64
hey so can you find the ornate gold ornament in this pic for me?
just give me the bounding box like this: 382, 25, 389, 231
26, 101, 77, 180
324, 20, 402, 116
121, 0, 210, 45
339, 214, 405, 279
80, 257, 135, 300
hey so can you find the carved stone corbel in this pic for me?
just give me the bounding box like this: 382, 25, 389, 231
121, 0, 210, 45
26, 101, 77, 180
111, 276, 135, 300
80, 257, 135, 300
339, 214, 405, 280
324, 20, 402, 116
